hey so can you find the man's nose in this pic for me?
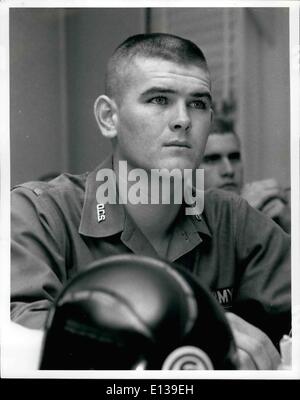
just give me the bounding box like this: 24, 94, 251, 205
169, 104, 191, 133
220, 157, 234, 176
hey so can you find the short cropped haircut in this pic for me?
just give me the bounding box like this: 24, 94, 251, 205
105, 33, 209, 101
210, 116, 236, 135
209, 116, 240, 147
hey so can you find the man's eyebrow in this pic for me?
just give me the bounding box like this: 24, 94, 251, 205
191, 91, 212, 102
140, 87, 212, 101
140, 87, 177, 96
203, 153, 221, 159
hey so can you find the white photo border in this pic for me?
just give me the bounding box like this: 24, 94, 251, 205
0, 0, 299, 380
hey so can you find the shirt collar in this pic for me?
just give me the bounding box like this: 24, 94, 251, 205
79, 154, 212, 242
79, 155, 124, 238
188, 212, 212, 238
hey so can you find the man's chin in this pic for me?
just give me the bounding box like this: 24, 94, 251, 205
157, 161, 196, 173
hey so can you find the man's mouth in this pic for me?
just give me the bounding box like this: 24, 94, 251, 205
164, 140, 191, 148
219, 183, 238, 191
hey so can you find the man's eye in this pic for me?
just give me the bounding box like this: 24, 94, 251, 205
149, 96, 168, 105
228, 152, 241, 162
190, 99, 209, 110
202, 154, 221, 164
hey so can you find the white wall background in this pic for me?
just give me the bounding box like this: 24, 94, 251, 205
10, 8, 145, 186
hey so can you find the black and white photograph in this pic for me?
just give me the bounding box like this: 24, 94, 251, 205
0, 0, 299, 385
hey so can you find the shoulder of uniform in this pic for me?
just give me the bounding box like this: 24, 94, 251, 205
205, 187, 241, 204
202, 188, 245, 222
12, 181, 52, 196
11, 172, 89, 197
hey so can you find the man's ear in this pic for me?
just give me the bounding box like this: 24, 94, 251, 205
94, 95, 118, 139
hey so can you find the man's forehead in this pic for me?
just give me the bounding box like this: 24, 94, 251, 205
205, 133, 240, 153
124, 55, 211, 88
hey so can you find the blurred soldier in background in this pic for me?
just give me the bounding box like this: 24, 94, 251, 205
200, 116, 291, 233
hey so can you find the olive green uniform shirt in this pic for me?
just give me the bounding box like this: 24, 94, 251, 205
11, 156, 291, 347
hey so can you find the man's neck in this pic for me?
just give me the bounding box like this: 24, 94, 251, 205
124, 202, 181, 259
124, 202, 181, 237
113, 155, 183, 256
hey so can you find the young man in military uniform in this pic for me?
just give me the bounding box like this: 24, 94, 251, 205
11, 33, 290, 369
